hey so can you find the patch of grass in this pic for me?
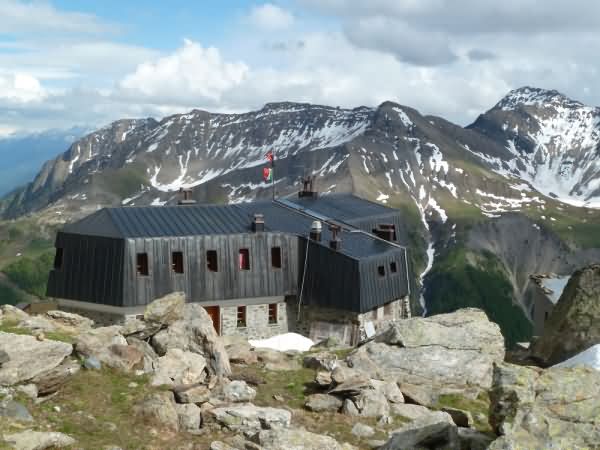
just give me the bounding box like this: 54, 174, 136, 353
434, 392, 493, 434
0, 321, 75, 343
0, 282, 24, 305
2, 251, 53, 297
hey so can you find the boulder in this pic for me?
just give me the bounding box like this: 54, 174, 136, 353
143, 291, 185, 326
150, 348, 207, 387
226, 342, 258, 365
45, 310, 93, 330
74, 326, 145, 372
174, 384, 211, 404
31, 359, 80, 396
3, 430, 75, 449
531, 264, 600, 365
347, 309, 505, 396
371, 380, 404, 404
315, 370, 332, 387
330, 365, 362, 385
134, 391, 179, 432
175, 403, 201, 432
488, 362, 600, 449
328, 374, 371, 397
120, 318, 162, 340
441, 407, 473, 428
380, 411, 458, 450
150, 304, 231, 377
205, 403, 291, 434
126, 337, 158, 373
254, 348, 300, 371
457, 428, 494, 450
305, 393, 343, 412
0, 398, 33, 422
0, 305, 29, 323
390, 403, 434, 421
303, 352, 338, 371
16, 384, 38, 400
0, 350, 9, 366
0, 332, 72, 386
18, 316, 58, 333
223, 380, 256, 403
399, 383, 438, 407
256, 428, 357, 450
83, 356, 101, 370
351, 422, 375, 438
342, 389, 390, 418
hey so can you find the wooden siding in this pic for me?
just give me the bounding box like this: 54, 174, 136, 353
46, 232, 125, 306
297, 238, 361, 312
123, 232, 298, 307
359, 248, 410, 312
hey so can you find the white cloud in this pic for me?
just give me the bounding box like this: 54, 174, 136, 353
248, 3, 294, 30
0, 72, 46, 103
0, 0, 115, 34
119, 40, 248, 106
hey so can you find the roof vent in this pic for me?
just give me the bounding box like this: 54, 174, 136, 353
252, 213, 265, 232
329, 224, 341, 251
299, 175, 318, 198
310, 220, 322, 241
178, 188, 197, 205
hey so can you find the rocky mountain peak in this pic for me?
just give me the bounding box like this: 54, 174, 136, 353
495, 86, 585, 112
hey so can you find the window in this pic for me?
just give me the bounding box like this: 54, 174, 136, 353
544, 311, 549, 322
237, 306, 247, 327
136, 253, 149, 276
53, 248, 64, 269
390, 261, 397, 274
378, 265, 385, 277
172, 251, 184, 274
268, 303, 278, 324
239, 248, 250, 270
271, 247, 282, 269
207, 250, 218, 272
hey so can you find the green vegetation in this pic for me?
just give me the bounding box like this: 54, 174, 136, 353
434, 392, 493, 434
0, 283, 24, 305
99, 165, 147, 199
426, 248, 532, 347
3, 251, 53, 298
0, 320, 75, 343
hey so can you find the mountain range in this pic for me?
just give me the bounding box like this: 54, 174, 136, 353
3, 86, 600, 344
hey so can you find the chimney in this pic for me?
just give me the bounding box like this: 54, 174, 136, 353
309, 220, 322, 241
372, 224, 396, 241
329, 224, 341, 251
299, 175, 318, 198
252, 213, 265, 232
178, 188, 197, 205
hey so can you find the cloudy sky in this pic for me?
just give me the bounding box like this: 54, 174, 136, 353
1, 0, 598, 135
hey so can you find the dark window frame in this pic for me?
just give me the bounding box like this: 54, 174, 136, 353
271, 246, 282, 269
54, 248, 64, 270
390, 261, 398, 274
207, 250, 218, 272
268, 303, 278, 324
239, 248, 250, 271
136, 253, 149, 276
237, 306, 247, 328
172, 251, 184, 274
377, 265, 385, 277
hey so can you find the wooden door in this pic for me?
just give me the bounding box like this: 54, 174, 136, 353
204, 306, 221, 335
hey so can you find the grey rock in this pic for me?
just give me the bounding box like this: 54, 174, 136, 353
351, 389, 390, 418
32, 359, 80, 396
371, 380, 404, 404
315, 370, 332, 387
351, 422, 375, 438
223, 380, 256, 403
531, 264, 600, 365
256, 428, 358, 450
83, 356, 101, 370
133, 391, 179, 432
348, 309, 505, 399
305, 393, 343, 412
328, 374, 371, 397
488, 362, 600, 449
17, 316, 58, 333
0, 305, 29, 323
0, 331, 72, 386
0, 350, 9, 365
390, 403, 434, 421
209, 442, 239, 450
380, 411, 458, 450
226, 341, 258, 365
174, 384, 211, 404
399, 383, 438, 407
150, 348, 207, 387
126, 337, 158, 373
75, 326, 143, 372
205, 403, 291, 434
151, 303, 231, 377
45, 310, 93, 330
330, 365, 361, 385
121, 318, 161, 340
303, 352, 338, 371
143, 291, 185, 326
457, 428, 494, 450
255, 348, 300, 371
16, 384, 38, 400
0, 398, 33, 422
175, 403, 201, 432
3, 431, 75, 449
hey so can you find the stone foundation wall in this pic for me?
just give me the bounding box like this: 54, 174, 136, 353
220, 301, 288, 340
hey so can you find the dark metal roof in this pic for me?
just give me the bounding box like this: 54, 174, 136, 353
62, 194, 404, 260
